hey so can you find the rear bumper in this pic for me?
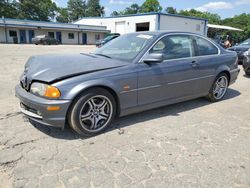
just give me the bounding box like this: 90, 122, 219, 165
15, 85, 71, 129
229, 68, 240, 85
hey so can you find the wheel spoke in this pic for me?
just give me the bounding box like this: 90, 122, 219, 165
213, 89, 219, 95
97, 100, 108, 110
219, 88, 224, 96
99, 112, 109, 120
95, 116, 106, 125
215, 84, 219, 91
90, 117, 97, 130
220, 79, 226, 87
88, 99, 96, 109
221, 80, 227, 88
81, 112, 92, 121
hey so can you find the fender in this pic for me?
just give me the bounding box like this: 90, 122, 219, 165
63, 79, 120, 100
215, 64, 230, 76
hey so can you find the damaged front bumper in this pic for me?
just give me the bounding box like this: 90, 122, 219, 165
15, 85, 71, 129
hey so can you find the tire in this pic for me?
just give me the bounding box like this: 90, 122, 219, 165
68, 88, 116, 137
206, 73, 229, 102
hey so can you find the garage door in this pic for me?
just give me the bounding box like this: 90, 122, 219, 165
115, 21, 125, 35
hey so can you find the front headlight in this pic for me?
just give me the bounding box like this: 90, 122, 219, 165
243, 49, 250, 56
30, 82, 61, 99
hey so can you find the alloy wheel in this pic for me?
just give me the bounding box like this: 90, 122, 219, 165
79, 95, 113, 132
213, 76, 228, 100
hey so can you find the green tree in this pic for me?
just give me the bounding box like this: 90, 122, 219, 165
111, 11, 120, 17
56, 8, 70, 23
86, 0, 105, 17
67, 0, 86, 21
140, 0, 162, 13
165, 7, 177, 14
221, 13, 250, 42
123, 3, 140, 15
17, 0, 57, 21
0, 0, 18, 18
179, 9, 221, 24
110, 3, 140, 16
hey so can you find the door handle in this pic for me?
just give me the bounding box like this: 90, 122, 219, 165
190, 60, 199, 67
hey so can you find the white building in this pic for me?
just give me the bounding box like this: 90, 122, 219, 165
0, 18, 110, 44
75, 13, 208, 36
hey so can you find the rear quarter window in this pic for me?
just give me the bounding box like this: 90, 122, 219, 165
195, 37, 218, 56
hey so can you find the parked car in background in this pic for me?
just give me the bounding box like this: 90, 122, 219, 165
32, 35, 60, 45
242, 43, 250, 75
228, 38, 250, 66
16, 31, 240, 136
96, 33, 120, 47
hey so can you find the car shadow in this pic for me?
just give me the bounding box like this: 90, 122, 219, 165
30, 88, 241, 140
30, 119, 79, 140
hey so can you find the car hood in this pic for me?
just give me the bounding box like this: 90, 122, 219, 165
23, 53, 128, 84
228, 45, 250, 52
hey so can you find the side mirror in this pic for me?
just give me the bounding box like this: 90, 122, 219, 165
143, 53, 164, 64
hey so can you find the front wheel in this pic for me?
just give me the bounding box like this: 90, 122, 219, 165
68, 88, 116, 137
206, 73, 229, 102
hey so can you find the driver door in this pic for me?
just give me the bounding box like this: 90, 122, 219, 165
137, 34, 199, 106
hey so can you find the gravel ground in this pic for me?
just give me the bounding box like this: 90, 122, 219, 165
0, 44, 249, 188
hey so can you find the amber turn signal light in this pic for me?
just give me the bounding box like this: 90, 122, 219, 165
44, 85, 61, 98
46, 106, 60, 111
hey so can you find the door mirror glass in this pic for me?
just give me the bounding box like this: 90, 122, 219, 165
143, 53, 164, 63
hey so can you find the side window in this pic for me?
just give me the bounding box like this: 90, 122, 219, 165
150, 35, 194, 60
9, 30, 17, 37
68, 33, 74, 39
195, 37, 218, 56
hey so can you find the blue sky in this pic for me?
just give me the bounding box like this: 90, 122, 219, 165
55, 0, 250, 18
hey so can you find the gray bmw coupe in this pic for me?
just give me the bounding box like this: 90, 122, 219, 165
16, 31, 240, 136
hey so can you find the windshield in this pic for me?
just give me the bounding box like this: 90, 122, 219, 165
239, 39, 250, 46
94, 33, 155, 61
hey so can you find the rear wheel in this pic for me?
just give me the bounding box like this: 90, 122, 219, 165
68, 88, 116, 137
206, 73, 229, 102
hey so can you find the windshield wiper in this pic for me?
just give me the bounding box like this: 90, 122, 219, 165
93, 53, 112, 59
